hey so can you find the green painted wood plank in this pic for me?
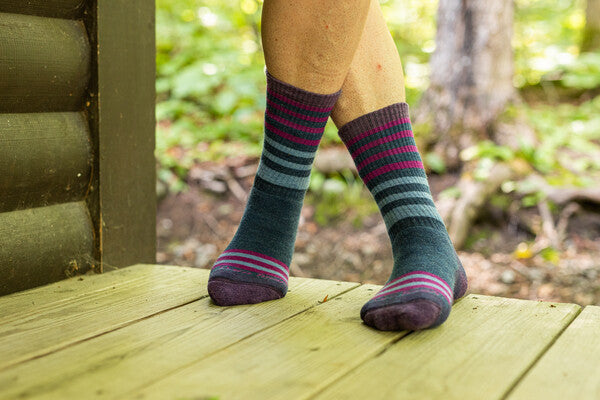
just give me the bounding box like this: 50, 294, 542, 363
91, 0, 156, 269
508, 305, 600, 400
0, 265, 207, 370
313, 295, 580, 400
129, 284, 412, 400
0, 0, 85, 19
0, 202, 94, 296
0, 265, 172, 323
0, 112, 91, 213
0, 276, 359, 399
0, 13, 89, 113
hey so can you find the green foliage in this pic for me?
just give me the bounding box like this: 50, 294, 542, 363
560, 52, 600, 89
307, 171, 379, 227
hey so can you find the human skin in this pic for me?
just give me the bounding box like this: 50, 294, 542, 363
331, 0, 407, 127
261, 0, 371, 94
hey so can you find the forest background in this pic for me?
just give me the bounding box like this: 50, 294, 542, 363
155, 0, 600, 305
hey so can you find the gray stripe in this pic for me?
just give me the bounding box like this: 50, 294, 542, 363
376, 281, 451, 300
263, 148, 314, 171
378, 191, 433, 208
371, 176, 429, 196
385, 273, 453, 297
214, 259, 287, 280
256, 161, 311, 190
382, 204, 444, 227
221, 251, 288, 275
264, 135, 316, 158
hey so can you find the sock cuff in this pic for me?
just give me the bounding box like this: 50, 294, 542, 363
266, 70, 341, 111
338, 102, 410, 146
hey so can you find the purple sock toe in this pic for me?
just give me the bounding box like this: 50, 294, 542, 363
362, 299, 441, 331
208, 278, 283, 306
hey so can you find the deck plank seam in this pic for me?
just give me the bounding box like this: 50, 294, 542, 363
0, 294, 211, 373
499, 304, 583, 400
118, 283, 365, 399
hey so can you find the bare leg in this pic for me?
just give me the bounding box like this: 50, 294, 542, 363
262, 0, 370, 94
330, 0, 406, 126
207, 1, 371, 306
331, 0, 468, 331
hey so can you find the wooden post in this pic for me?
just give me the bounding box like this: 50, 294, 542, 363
86, 0, 156, 272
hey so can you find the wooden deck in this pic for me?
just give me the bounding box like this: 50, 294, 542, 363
1, 264, 598, 400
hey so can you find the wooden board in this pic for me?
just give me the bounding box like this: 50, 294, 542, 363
0, 0, 85, 19
130, 284, 410, 400
0, 265, 207, 370
0, 112, 91, 212
313, 295, 581, 400
89, 0, 156, 270
0, 12, 90, 113
0, 202, 94, 296
0, 276, 359, 399
508, 305, 600, 400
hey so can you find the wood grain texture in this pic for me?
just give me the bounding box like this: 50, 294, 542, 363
0, 202, 94, 296
93, 0, 156, 269
314, 295, 581, 400
508, 305, 600, 400
0, 264, 207, 370
0, 112, 91, 212
0, 276, 359, 399
130, 285, 410, 400
0, 13, 90, 113
0, 0, 85, 19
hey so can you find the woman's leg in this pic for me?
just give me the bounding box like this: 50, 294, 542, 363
208, 0, 370, 306
331, 0, 468, 331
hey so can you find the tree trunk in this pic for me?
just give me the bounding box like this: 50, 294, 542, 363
582, 0, 600, 52
415, 0, 515, 169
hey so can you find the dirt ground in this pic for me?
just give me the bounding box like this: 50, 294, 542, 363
157, 156, 600, 306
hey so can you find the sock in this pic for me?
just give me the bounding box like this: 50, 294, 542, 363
207, 72, 340, 306
338, 103, 468, 330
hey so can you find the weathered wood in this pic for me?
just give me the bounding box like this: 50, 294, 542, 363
131, 285, 408, 400
0, 202, 94, 296
0, 275, 359, 399
0, 1, 85, 19
0, 265, 208, 371
314, 295, 580, 400
508, 306, 600, 400
0, 13, 90, 113
0, 113, 91, 212
87, 0, 156, 270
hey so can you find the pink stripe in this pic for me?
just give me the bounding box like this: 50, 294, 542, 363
350, 130, 413, 159
267, 98, 329, 123
267, 88, 333, 113
266, 111, 322, 134
223, 249, 289, 270
217, 255, 287, 278
213, 262, 287, 283
265, 121, 320, 146
362, 161, 424, 184
345, 118, 410, 147
381, 277, 452, 300
355, 145, 419, 171
389, 270, 451, 289
372, 284, 452, 304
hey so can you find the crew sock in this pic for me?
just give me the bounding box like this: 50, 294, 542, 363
208, 72, 340, 306
338, 103, 468, 330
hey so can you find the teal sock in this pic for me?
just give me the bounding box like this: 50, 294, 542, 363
338, 103, 468, 330
207, 72, 340, 306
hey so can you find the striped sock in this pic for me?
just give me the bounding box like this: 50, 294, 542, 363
338, 103, 468, 330
207, 72, 340, 306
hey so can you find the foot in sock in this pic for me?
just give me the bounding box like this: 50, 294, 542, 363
207, 72, 340, 306
338, 103, 468, 330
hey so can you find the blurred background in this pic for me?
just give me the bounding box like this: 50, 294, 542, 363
155, 0, 600, 305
